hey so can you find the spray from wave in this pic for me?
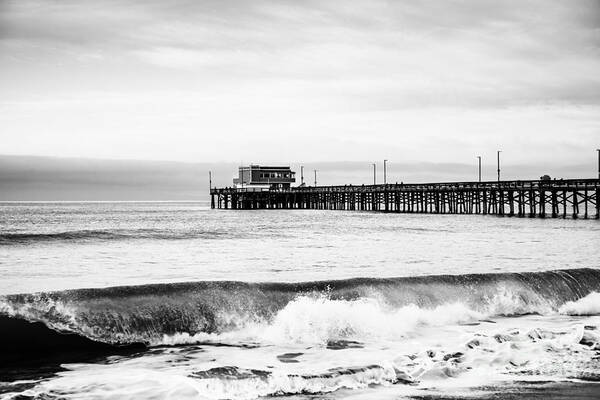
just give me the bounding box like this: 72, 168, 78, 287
159, 296, 486, 346
559, 292, 600, 316
1, 268, 599, 353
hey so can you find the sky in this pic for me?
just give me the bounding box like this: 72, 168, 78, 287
0, 155, 594, 201
1, 0, 599, 198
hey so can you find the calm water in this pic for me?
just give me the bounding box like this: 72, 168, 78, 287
1, 202, 599, 399
1, 202, 599, 294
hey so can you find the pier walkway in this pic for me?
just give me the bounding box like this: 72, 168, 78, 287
210, 178, 600, 218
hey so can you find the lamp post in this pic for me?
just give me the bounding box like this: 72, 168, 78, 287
497, 150, 502, 181
372, 163, 376, 185
597, 149, 600, 179
209, 171, 212, 190
383, 159, 388, 184
314, 170, 318, 186
301, 166, 304, 185
476, 156, 481, 182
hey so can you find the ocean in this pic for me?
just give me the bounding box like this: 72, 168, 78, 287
1, 202, 599, 399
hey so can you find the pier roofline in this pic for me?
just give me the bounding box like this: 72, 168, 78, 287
210, 178, 600, 219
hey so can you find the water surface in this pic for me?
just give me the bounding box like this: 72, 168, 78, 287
1, 202, 599, 399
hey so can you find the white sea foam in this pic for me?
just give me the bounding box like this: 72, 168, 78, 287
157, 296, 485, 346
15, 364, 400, 400
192, 365, 399, 400
261, 296, 483, 344
559, 292, 600, 316
19, 318, 600, 400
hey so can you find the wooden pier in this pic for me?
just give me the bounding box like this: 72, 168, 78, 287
210, 179, 600, 219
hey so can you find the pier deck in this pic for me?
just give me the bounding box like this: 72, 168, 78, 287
210, 178, 600, 218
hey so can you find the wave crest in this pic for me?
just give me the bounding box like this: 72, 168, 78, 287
1, 268, 599, 351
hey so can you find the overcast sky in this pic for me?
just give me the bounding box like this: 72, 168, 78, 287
1, 0, 599, 168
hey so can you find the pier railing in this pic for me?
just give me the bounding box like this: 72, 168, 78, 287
210, 178, 600, 218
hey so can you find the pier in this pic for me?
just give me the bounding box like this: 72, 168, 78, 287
211, 178, 600, 218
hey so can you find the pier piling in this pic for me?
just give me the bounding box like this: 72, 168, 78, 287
211, 179, 600, 219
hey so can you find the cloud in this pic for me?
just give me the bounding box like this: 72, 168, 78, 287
0, 0, 599, 164
1, 155, 595, 201
2, 0, 599, 103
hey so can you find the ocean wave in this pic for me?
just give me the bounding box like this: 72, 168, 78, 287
155, 297, 486, 347
0, 314, 144, 366
1, 268, 599, 357
0, 229, 232, 244
187, 364, 400, 399
257, 297, 484, 344
559, 292, 600, 316
13, 322, 600, 400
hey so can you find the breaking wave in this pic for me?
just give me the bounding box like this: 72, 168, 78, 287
559, 292, 600, 316
1, 268, 599, 359
159, 297, 486, 347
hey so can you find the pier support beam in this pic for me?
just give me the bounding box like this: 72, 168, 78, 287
209, 179, 599, 219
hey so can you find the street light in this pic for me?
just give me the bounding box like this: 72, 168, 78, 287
314, 169, 318, 186
597, 149, 600, 179
383, 159, 388, 184
497, 150, 502, 181
300, 166, 304, 185
476, 156, 481, 182
372, 163, 376, 185
209, 171, 212, 190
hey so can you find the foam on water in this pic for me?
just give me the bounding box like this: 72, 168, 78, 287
8, 315, 600, 400
559, 292, 600, 316
262, 296, 484, 344
157, 296, 485, 347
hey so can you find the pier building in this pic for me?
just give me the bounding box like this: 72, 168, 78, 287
232, 165, 296, 191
